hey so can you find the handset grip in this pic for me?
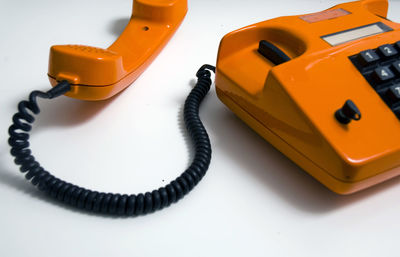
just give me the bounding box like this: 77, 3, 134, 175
48, 0, 187, 100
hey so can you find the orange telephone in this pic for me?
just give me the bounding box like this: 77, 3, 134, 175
8, 0, 400, 217
215, 0, 400, 194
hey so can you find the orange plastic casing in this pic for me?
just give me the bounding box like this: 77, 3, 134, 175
215, 0, 400, 194
48, 0, 187, 101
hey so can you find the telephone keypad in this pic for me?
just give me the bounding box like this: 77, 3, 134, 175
350, 41, 400, 118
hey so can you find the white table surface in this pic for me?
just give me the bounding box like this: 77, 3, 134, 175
1, 0, 400, 256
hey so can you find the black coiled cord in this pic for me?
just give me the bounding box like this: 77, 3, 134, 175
8, 64, 215, 216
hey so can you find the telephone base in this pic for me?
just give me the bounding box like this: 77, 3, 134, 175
216, 88, 400, 195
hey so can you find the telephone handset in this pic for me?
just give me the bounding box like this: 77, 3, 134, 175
48, 0, 188, 100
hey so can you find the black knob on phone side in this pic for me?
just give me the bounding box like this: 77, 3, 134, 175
335, 100, 361, 124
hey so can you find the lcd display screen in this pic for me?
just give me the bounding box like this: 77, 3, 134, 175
322, 22, 392, 46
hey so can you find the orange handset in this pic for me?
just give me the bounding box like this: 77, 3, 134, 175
215, 0, 400, 194
48, 0, 187, 101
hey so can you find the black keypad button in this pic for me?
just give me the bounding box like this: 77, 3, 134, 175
378, 44, 398, 58
374, 67, 395, 83
392, 61, 400, 74
386, 85, 400, 102
357, 49, 380, 67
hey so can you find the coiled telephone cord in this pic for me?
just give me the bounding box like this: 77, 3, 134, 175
8, 65, 215, 216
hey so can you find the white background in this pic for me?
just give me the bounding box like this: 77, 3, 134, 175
1, 0, 400, 256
